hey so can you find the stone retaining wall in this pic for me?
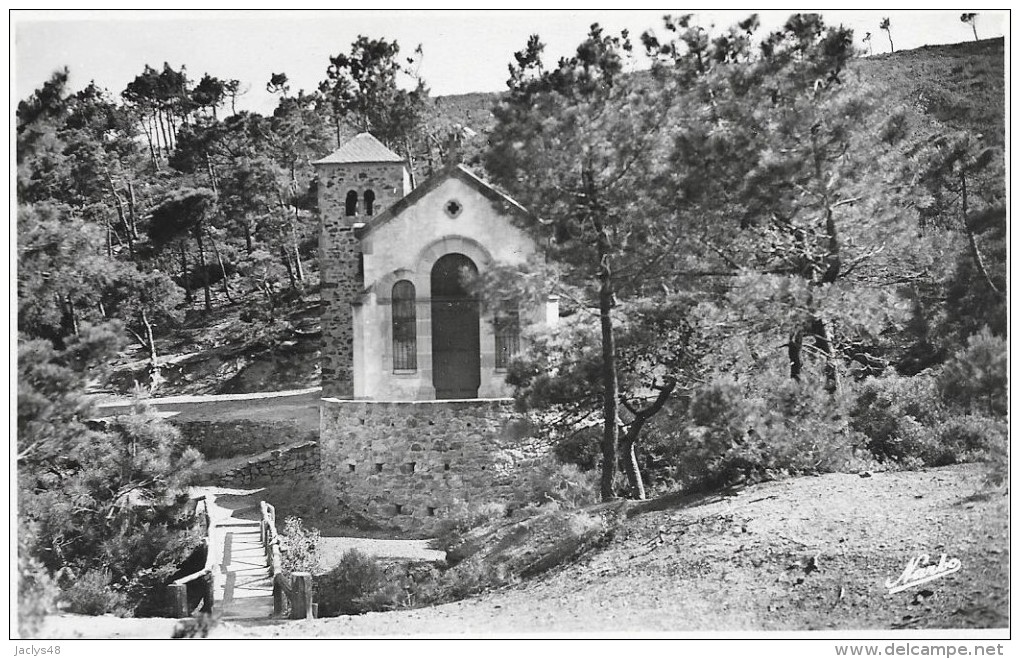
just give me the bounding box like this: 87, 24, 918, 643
320, 398, 546, 531
176, 420, 317, 459
213, 441, 321, 486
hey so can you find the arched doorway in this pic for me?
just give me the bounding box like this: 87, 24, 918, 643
431, 253, 480, 399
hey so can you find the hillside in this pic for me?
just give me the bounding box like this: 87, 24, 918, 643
39, 463, 1007, 637
227, 464, 1009, 635
91, 38, 1005, 399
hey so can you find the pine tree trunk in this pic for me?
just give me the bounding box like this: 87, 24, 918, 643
179, 240, 193, 304
244, 218, 254, 254
65, 296, 79, 337
292, 206, 304, 281
281, 245, 296, 289
167, 112, 177, 150
127, 181, 139, 240
960, 170, 1004, 298
151, 109, 162, 155
597, 267, 619, 501
206, 152, 218, 193
209, 233, 234, 303
194, 229, 212, 312
811, 316, 839, 394
139, 116, 159, 169
789, 331, 803, 381
619, 429, 645, 500
587, 167, 619, 502
157, 108, 171, 158
141, 308, 160, 388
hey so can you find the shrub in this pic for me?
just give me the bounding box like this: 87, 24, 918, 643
520, 461, 598, 509
850, 373, 944, 463
280, 516, 320, 574
551, 426, 602, 471
937, 328, 1008, 417
18, 523, 56, 638
62, 569, 125, 615
431, 501, 508, 554
313, 549, 386, 616
936, 414, 1009, 466
428, 560, 510, 602
982, 423, 1009, 488
662, 372, 861, 492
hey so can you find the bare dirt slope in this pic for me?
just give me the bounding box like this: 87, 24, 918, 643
210, 463, 1007, 637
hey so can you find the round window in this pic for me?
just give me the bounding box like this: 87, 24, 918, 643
444, 199, 463, 218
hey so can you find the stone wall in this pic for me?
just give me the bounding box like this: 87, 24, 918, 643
176, 420, 317, 459
317, 160, 410, 398
212, 440, 320, 487
319, 398, 547, 531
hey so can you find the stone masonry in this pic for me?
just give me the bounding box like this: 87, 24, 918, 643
316, 141, 410, 399
212, 440, 320, 487
319, 398, 547, 531
175, 419, 316, 460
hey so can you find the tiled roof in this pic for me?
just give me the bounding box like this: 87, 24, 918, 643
312, 132, 404, 165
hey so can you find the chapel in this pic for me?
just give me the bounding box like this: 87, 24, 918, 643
314, 133, 557, 402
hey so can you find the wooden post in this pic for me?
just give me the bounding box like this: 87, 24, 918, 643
291, 572, 313, 619
202, 572, 215, 613
273, 574, 286, 616
170, 583, 188, 617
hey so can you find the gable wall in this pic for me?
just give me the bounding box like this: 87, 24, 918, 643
355, 177, 539, 400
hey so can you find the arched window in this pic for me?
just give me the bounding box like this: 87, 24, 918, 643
494, 308, 520, 370
345, 190, 359, 217
364, 190, 376, 216
392, 280, 417, 371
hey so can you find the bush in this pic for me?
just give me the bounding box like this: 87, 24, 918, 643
431, 501, 508, 554
551, 426, 601, 471
850, 373, 944, 463
62, 569, 125, 616
520, 462, 599, 509
662, 373, 862, 492
18, 523, 56, 637
936, 414, 1009, 466
280, 516, 320, 574
313, 549, 388, 617
424, 560, 510, 602
937, 329, 1008, 417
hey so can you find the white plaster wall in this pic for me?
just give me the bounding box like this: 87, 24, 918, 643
357, 176, 539, 401
361, 177, 536, 284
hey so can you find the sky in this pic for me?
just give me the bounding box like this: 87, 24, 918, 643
12, 9, 1010, 118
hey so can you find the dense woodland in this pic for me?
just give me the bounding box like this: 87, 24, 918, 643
16, 15, 1006, 631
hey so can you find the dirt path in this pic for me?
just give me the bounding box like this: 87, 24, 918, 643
315, 538, 445, 571
212, 464, 1007, 637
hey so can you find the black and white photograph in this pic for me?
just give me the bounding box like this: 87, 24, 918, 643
11, 8, 1010, 650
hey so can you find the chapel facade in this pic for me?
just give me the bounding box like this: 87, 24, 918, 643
314, 133, 556, 402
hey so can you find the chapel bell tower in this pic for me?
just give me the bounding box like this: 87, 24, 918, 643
314, 133, 411, 398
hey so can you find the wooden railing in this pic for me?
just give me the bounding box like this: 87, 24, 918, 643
261, 501, 314, 619
169, 496, 216, 617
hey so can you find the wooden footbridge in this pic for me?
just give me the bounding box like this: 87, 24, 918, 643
169, 490, 313, 621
